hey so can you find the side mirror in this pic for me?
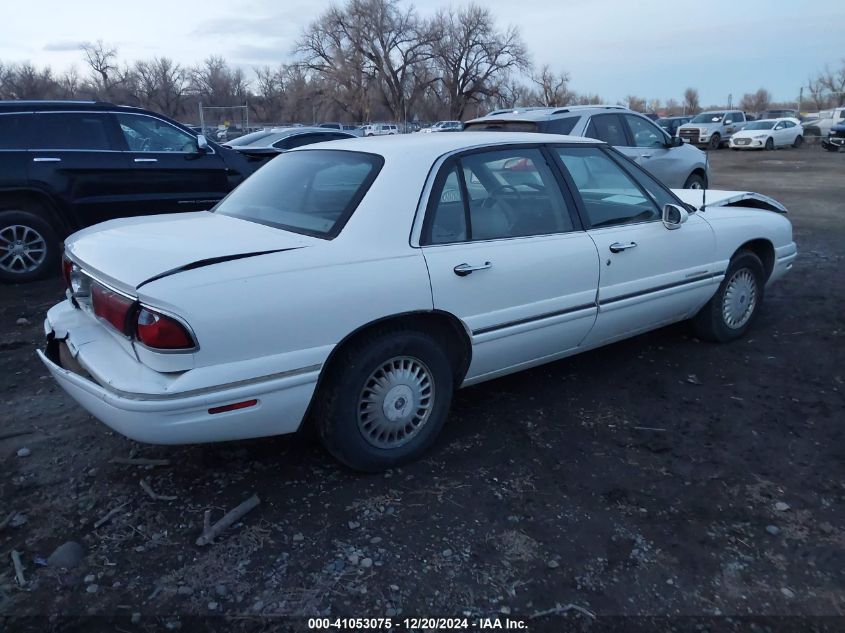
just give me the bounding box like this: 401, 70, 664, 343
662, 203, 689, 230
668, 136, 684, 147
196, 134, 209, 153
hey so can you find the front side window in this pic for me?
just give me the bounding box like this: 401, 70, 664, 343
215, 150, 382, 238
585, 114, 628, 146
624, 114, 667, 148
0, 114, 32, 149
33, 113, 116, 150
554, 147, 659, 228
116, 113, 197, 152
424, 148, 574, 244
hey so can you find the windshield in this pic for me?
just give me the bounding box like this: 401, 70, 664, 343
215, 150, 383, 238
690, 112, 725, 123
744, 121, 775, 130
226, 130, 277, 147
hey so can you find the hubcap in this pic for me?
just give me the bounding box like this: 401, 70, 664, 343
689, 180, 703, 190
357, 356, 434, 449
0, 225, 47, 274
722, 268, 758, 329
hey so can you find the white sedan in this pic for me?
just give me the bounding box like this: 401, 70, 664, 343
39, 133, 797, 471
729, 118, 804, 150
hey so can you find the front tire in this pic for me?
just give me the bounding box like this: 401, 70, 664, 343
692, 251, 765, 343
708, 134, 721, 150
765, 137, 774, 150
0, 210, 60, 284
313, 329, 454, 471
792, 135, 803, 148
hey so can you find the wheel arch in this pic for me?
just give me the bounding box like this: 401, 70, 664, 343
736, 238, 775, 280
0, 188, 72, 237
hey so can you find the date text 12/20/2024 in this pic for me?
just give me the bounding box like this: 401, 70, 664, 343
308, 617, 528, 629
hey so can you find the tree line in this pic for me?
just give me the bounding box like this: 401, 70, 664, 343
1, 0, 842, 125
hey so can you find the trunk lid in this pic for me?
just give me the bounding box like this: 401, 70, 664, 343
65, 211, 316, 292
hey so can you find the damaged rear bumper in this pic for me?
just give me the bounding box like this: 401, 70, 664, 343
39, 307, 319, 445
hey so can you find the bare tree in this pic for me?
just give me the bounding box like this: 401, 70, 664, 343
189, 56, 248, 106
683, 87, 700, 114
808, 59, 845, 107
81, 40, 122, 97
3, 63, 60, 99
431, 3, 529, 119
739, 88, 771, 115
531, 65, 572, 107
571, 93, 603, 105
624, 95, 647, 112
664, 98, 680, 116
133, 57, 187, 117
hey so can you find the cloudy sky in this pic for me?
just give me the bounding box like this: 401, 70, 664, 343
3, 0, 842, 105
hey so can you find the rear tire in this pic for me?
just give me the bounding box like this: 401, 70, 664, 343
0, 210, 60, 284
792, 135, 803, 148
692, 251, 765, 343
683, 173, 707, 189
313, 329, 454, 472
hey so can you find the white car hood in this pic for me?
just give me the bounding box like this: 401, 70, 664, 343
65, 211, 316, 292
730, 129, 770, 139
672, 189, 787, 213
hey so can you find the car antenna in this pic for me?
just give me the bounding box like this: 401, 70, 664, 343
700, 150, 709, 212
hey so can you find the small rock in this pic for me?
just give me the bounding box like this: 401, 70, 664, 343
348, 553, 360, 566
360, 557, 373, 569
348, 521, 360, 530
207, 601, 218, 611
177, 586, 194, 596
686, 374, 702, 385
369, 536, 383, 544
500, 606, 511, 615
131, 613, 141, 624
546, 559, 559, 569
442, 548, 453, 558
84, 574, 96, 583
389, 584, 399, 591
775, 502, 790, 512
766, 525, 781, 536
16, 447, 31, 458
781, 587, 795, 599
15, 318, 29, 326
215, 584, 228, 597
86, 584, 99, 594
292, 533, 304, 542
252, 600, 264, 612
47, 541, 86, 569
819, 522, 834, 535
9, 513, 27, 528
385, 607, 397, 617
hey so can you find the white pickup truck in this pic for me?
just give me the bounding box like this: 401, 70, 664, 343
802, 107, 845, 140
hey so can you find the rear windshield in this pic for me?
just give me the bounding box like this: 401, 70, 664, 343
226, 130, 277, 146
215, 150, 383, 238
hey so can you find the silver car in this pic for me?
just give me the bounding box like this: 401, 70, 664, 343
465, 106, 709, 189
677, 110, 747, 150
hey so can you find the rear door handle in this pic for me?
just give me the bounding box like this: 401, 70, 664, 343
609, 241, 637, 253
32, 157, 61, 162
640, 153, 652, 159
134, 158, 158, 163
453, 261, 492, 276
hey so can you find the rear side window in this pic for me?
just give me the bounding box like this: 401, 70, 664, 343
541, 116, 579, 135
464, 121, 539, 133
585, 114, 628, 146
0, 114, 32, 149
33, 113, 116, 150
215, 150, 382, 239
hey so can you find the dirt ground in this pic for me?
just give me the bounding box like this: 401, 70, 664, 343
1, 146, 843, 632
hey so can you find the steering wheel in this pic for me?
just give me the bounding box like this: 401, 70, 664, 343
481, 184, 522, 231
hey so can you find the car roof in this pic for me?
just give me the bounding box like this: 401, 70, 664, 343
472, 105, 629, 123
0, 100, 153, 115
236, 127, 355, 147
291, 131, 600, 161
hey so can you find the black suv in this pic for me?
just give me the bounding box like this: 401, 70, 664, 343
0, 101, 255, 282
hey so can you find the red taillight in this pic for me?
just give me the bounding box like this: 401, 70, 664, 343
135, 307, 195, 350
91, 283, 135, 334
208, 399, 258, 415
62, 256, 73, 288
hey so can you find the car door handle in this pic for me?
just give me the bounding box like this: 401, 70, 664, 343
453, 261, 492, 276
609, 241, 637, 253
134, 158, 158, 163
640, 153, 652, 159
32, 157, 61, 162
